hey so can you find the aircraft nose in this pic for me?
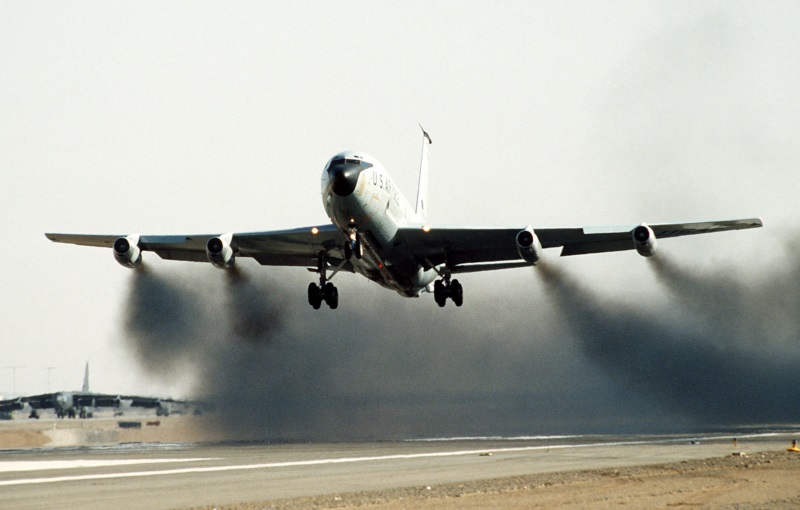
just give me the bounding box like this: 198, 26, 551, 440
330, 165, 361, 197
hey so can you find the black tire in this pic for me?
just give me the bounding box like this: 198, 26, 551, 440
344, 242, 352, 260
434, 280, 446, 307
354, 238, 362, 259
451, 279, 463, 307
308, 282, 322, 309
323, 283, 339, 309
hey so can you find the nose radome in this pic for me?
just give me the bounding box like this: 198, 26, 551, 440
330, 165, 361, 197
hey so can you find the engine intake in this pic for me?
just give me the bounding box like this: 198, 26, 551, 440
113, 235, 142, 268
206, 233, 235, 269
516, 227, 543, 264
632, 224, 657, 257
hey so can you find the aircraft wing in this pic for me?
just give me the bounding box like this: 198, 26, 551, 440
0, 398, 25, 413
73, 393, 122, 408
46, 224, 351, 269
397, 217, 763, 272
22, 393, 57, 409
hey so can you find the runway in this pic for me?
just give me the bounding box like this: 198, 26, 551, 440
0, 432, 795, 510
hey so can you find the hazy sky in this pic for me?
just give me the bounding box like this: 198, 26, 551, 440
1, 2, 798, 436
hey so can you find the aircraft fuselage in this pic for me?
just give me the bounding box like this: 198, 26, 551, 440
321, 151, 437, 297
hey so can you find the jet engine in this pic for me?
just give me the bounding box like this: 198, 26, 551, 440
206, 233, 235, 269
516, 226, 543, 264
113, 235, 142, 268
632, 224, 657, 257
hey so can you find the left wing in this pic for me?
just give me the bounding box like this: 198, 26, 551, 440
396, 217, 763, 273
0, 397, 25, 413
46, 224, 351, 269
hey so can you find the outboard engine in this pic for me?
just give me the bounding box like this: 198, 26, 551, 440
632, 224, 657, 257
516, 226, 543, 264
206, 233, 235, 269
113, 235, 142, 268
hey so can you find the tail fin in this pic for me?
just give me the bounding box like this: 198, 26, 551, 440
415, 125, 432, 220
82, 362, 89, 393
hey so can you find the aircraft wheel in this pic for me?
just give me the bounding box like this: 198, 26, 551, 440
434, 280, 447, 307
451, 279, 463, 307
307, 282, 322, 309
344, 242, 352, 260
354, 238, 363, 259
323, 282, 338, 309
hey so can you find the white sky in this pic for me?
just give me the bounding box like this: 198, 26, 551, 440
1, 1, 797, 397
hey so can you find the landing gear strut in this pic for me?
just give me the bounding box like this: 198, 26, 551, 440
343, 225, 362, 260
308, 252, 339, 309
433, 272, 463, 307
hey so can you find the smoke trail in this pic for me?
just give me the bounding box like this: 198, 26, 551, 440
122, 265, 206, 386
536, 260, 800, 427
120, 263, 631, 440
121, 252, 800, 440
650, 253, 800, 349
224, 267, 283, 342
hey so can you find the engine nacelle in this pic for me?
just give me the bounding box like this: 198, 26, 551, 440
206, 233, 235, 269
632, 224, 658, 257
113, 235, 142, 268
516, 226, 543, 264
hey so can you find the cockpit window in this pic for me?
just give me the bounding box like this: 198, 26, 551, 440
329, 158, 373, 170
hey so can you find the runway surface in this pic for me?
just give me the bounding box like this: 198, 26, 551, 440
0, 432, 795, 510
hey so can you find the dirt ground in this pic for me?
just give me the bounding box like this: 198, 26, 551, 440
205, 449, 800, 510
0, 414, 218, 448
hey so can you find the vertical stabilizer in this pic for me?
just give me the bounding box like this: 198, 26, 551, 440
415, 126, 432, 221
82, 362, 89, 393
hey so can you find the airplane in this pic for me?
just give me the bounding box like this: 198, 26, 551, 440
45, 128, 763, 309
0, 363, 178, 419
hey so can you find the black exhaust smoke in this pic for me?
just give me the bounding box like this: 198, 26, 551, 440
537, 259, 800, 427
120, 265, 629, 440
120, 250, 800, 441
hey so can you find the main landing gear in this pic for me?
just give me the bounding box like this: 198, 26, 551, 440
308, 227, 362, 310
308, 253, 339, 309
308, 281, 338, 310
433, 273, 463, 307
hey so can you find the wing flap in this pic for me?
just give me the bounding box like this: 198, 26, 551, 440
395, 226, 521, 269
235, 225, 343, 267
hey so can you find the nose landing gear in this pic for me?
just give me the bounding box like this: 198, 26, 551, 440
433, 273, 463, 307
344, 225, 362, 260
